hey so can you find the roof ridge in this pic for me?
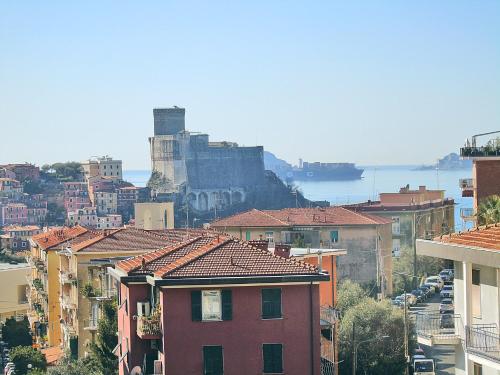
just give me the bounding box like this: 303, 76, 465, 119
72, 228, 123, 252
258, 209, 290, 226
154, 236, 231, 278
341, 206, 379, 224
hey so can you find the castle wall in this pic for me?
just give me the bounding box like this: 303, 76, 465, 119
153, 107, 185, 135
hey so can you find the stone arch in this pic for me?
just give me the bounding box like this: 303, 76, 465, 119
186, 193, 197, 209
198, 192, 208, 212
231, 191, 243, 204
221, 191, 231, 208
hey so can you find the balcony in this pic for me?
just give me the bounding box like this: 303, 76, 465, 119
60, 295, 77, 310
83, 317, 99, 331
137, 314, 162, 340
415, 313, 463, 346
461, 146, 500, 159
59, 271, 76, 284
459, 178, 474, 197
465, 325, 500, 364
320, 306, 340, 327
460, 207, 475, 220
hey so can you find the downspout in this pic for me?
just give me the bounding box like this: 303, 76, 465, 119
309, 282, 315, 375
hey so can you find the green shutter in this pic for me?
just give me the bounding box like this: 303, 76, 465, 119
191, 290, 202, 321
263, 344, 283, 373
203, 346, 223, 375
245, 231, 251, 241
221, 290, 232, 321
69, 336, 78, 359
262, 288, 282, 319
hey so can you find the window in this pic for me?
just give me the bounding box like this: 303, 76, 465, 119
263, 344, 283, 373
473, 363, 482, 375
330, 230, 339, 243
245, 231, 251, 241
392, 217, 400, 235
262, 288, 282, 319
265, 231, 274, 243
203, 346, 223, 375
472, 269, 481, 317
191, 290, 232, 322
392, 239, 401, 257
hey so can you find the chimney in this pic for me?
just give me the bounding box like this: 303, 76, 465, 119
274, 243, 291, 259
419, 186, 426, 192
248, 240, 269, 252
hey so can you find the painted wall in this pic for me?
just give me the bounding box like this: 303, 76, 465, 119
0, 264, 29, 321
473, 159, 500, 209
47, 250, 62, 346
134, 202, 175, 230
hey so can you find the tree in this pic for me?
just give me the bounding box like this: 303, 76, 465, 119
477, 195, 500, 225
88, 299, 118, 375
10, 346, 47, 375
337, 282, 414, 375
2, 317, 32, 347
47, 353, 101, 375
392, 246, 444, 295
147, 170, 171, 194
23, 179, 43, 194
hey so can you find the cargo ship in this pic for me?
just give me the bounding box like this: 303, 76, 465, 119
290, 161, 364, 181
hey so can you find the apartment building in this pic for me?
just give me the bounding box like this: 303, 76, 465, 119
82, 156, 122, 183
64, 182, 91, 213
0, 163, 40, 182
0, 203, 28, 226
94, 191, 118, 215
0, 178, 23, 199
346, 185, 455, 257
0, 225, 41, 252
110, 233, 329, 375
212, 207, 393, 295
416, 225, 500, 375
0, 263, 30, 322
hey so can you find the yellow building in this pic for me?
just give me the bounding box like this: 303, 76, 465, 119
0, 263, 30, 322
56, 227, 180, 357
134, 202, 174, 230
212, 207, 394, 295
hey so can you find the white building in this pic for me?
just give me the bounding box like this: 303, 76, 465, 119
67, 207, 122, 229
82, 156, 122, 183
417, 224, 500, 375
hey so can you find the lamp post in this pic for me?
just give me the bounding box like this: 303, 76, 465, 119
352, 335, 390, 375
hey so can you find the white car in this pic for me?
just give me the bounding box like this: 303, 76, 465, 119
401, 293, 417, 306
440, 285, 454, 299
425, 276, 444, 290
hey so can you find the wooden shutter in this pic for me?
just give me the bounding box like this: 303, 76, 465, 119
263, 344, 283, 373
191, 290, 202, 321
221, 290, 232, 321
262, 288, 282, 319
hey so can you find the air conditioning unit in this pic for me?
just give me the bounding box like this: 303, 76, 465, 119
137, 301, 150, 317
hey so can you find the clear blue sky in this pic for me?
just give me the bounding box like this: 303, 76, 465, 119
1, 1, 499, 169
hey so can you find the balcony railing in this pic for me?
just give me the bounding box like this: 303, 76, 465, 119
461, 147, 500, 158
320, 306, 340, 327
137, 315, 162, 340
460, 207, 475, 219
415, 313, 463, 346
465, 325, 500, 363
83, 317, 99, 331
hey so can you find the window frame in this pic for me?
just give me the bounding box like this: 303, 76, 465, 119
262, 343, 284, 374
202, 290, 222, 321
203, 345, 224, 375
261, 288, 282, 320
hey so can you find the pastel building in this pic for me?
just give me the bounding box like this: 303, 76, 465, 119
64, 182, 91, 213
0, 263, 30, 321
82, 156, 123, 183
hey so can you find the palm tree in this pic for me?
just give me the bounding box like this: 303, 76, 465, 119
477, 195, 500, 225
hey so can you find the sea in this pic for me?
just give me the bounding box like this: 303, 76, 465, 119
123, 166, 473, 232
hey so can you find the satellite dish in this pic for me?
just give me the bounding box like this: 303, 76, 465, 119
130, 366, 143, 375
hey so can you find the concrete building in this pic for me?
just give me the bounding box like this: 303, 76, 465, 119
0, 225, 41, 252
212, 207, 394, 295
109, 233, 329, 375
416, 225, 500, 375
94, 191, 118, 215
0, 178, 23, 199
67, 207, 122, 229
0, 263, 30, 322
134, 202, 174, 230
82, 156, 123, 183
149, 107, 263, 211
0, 163, 40, 182
345, 185, 455, 257
96, 214, 122, 229
64, 182, 91, 213
0, 167, 16, 180
0, 203, 28, 226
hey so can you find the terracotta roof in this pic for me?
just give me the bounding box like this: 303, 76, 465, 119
116, 233, 321, 280
41, 346, 64, 365
212, 207, 392, 228
435, 224, 500, 251
3, 225, 40, 232
32, 226, 89, 250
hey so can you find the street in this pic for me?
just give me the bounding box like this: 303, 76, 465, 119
410, 293, 456, 375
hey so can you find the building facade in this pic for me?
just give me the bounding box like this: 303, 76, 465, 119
64, 182, 91, 213
82, 156, 123, 183
416, 225, 500, 375
110, 233, 328, 375
134, 202, 175, 230
0, 263, 30, 322
0, 163, 40, 182
212, 207, 393, 295
345, 185, 455, 257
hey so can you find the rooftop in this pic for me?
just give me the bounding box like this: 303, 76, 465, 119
435, 224, 500, 251
32, 226, 89, 250
0, 262, 30, 271
116, 233, 326, 282
3, 225, 40, 232
212, 207, 393, 228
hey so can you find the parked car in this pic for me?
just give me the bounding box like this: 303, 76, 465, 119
401, 293, 417, 306
441, 268, 454, 279
440, 285, 454, 299
439, 298, 454, 314
418, 285, 432, 299
392, 296, 406, 309
411, 289, 425, 303
440, 314, 455, 329
439, 270, 452, 282
422, 283, 437, 294
414, 346, 425, 356
425, 276, 444, 290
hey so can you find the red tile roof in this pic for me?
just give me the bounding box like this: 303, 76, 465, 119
212, 207, 392, 228
116, 233, 321, 280
32, 226, 89, 250
435, 224, 500, 251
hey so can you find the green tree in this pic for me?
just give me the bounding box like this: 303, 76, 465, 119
88, 299, 118, 375
23, 179, 43, 194
47, 353, 101, 375
477, 195, 500, 225
47, 162, 83, 181
2, 317, 32, 347
392, 246, 444, 295
10, 346, 47, 375
337, 282, 413, 375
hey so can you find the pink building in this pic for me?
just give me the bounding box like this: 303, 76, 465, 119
64, 182, 91, 212
110, 234, 328, 375
0, 203, 28, 226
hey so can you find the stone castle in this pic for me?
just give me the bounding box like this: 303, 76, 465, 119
149, 107, 267, 213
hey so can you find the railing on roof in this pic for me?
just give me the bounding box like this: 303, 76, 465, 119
466, 325, 500, 363
461, 147, 500, 158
